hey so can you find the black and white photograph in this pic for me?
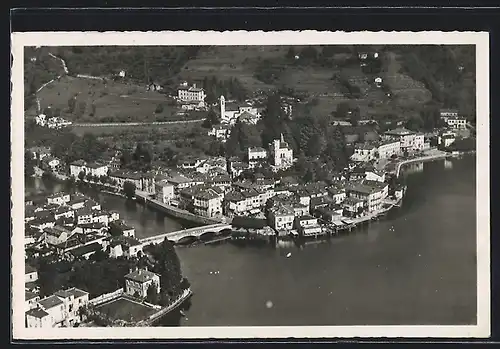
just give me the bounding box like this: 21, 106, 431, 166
11, 31, 490, 339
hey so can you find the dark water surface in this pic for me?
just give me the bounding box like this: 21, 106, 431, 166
26, 156, 477, 326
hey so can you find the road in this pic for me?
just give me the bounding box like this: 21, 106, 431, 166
72, 119, 204, 127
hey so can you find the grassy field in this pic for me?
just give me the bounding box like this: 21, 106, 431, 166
96, 297, 156, 322
70, 121, 202, 137
32, 76, 181, 123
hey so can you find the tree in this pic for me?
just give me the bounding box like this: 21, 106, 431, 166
123, 181, 136, 199
202, 108, 219, 129
155, 103, 164, 114
78, 170, 85, 181
146, 284, 160, 304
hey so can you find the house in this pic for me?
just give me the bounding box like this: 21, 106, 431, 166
108, 170, 142, 191
270, 133, 294, 170
208, 124, 231, 142
351, 143, 378, 162
43, 226, 72, 246
439, 108, 459, 120
36, 295, 66, 327
347, 180, 389, 213
195, 157, 227, 174
223, 188, 263, 217
178, 82, 206, 103
321, 205, 345, 222
67, 242, 103, 260
68, 195, 87, 210
75, 207, 93, 225
365, 169, 386, 183
269, 205, 295, 232
103, 236, 143, 258
47, 192, 71, 206
124, 268, 161, 298
25, 291, 40, 312
77, 222, 108, 235
53, 287, 89, 326
438, 131, 456, 148
25, 307, 52, 328
108, 210, 120, 222
91, 211, 109, 225
247, 147, 268, 169
444, 116, 467, 130
294, 215, 322, 237
53, 205, 74, 220
25, 264, 38, 284
109, 221, 136, 238
155, 179, 175, 204
328, 185, 347, 205
84, 199, 101, 211
147, 82, 163, 92
69, 160, 109, 179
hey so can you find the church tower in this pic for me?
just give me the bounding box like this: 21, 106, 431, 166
220, 95, 226, 120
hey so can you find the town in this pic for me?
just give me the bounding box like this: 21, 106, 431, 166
23, 45, 476, 328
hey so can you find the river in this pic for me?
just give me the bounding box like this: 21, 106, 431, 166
25, 155, 477, 326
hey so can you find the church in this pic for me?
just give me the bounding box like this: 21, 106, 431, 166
270, 133, 294, 171
219, 95, 262, 125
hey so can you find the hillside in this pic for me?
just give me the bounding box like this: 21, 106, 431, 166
24, 44, 476, 124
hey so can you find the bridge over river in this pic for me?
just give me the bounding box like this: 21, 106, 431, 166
139, 223, 232, 245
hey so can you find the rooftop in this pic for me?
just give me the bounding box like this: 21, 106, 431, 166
25, 290, 39, 301
54, 287, 89, 299
125, 269, 159, 283
26, 307, 49, 319
38, 295, 64, 310
69, 242, 102, 257
385, 127, 415, 136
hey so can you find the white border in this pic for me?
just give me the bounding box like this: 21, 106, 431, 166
11, 31, 490, 340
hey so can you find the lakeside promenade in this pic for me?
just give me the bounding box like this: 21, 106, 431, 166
394, 150, 449, 178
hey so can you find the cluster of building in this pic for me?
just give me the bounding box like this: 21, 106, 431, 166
439, 109, 467, 130
35, 114, 72, 129
24, 191, 147, 264
350, 127, 428, 163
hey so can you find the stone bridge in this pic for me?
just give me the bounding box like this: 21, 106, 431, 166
139, 223, 232, 245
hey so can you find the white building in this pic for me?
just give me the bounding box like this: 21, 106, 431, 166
377, 140, 401, 159
247, 147, 268, 169
348, 180, 389, 213
269, 205, 295, 231
69, 160, 109, 179
351, 143, 378, 162
177, 82, 206, 103
124, 269, 161, 298
47, 192, 71, 206
294, 215, 322, 237
155, 180, 175, 204
440, 109, 459, 120
445, 117, 467, 130
384, 128, 425, 153
192, 188, 224, 218
270, 134, 294, 170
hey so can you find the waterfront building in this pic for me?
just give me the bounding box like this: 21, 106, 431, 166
269, 205, 295, 231
69, 160, 109, 179
342, 197, 365, 217
192, 187, 224, 218
178, 82, 206, 103
377, 140, 401, 159
124, 268, 161, 299
270, 133, 294, 171
108, 170, 142, 191
294, 215, 322, 237
384, 127, 426, 153
438, 131, 456, 148
155, 179, 175, 204
347, 180, 389, 213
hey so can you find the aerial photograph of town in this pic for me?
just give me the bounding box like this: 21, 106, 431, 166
20, 42, 478, 330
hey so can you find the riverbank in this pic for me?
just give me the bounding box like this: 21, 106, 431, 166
393, 150, 450, 177
138, 288, 193, 326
